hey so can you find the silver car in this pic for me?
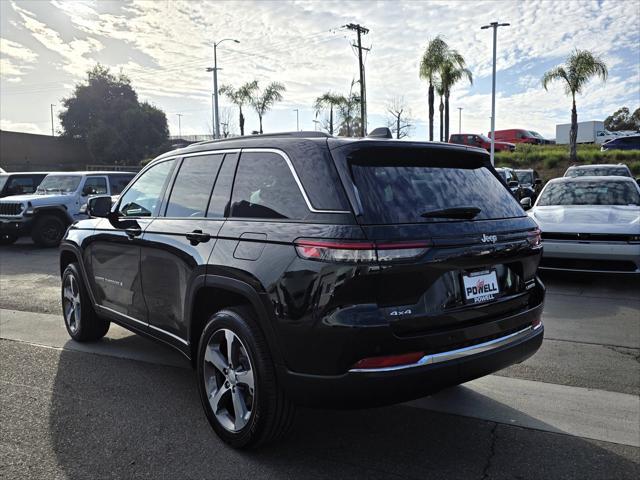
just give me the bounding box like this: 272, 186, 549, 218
529, 176, 640, 274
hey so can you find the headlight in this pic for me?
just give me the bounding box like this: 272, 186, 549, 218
629, 235, 640, 243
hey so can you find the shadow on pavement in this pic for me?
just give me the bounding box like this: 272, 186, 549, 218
47, 344, 640, 480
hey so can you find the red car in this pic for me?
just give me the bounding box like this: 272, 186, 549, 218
449, 133, 515, 152
489, 129, 541, 145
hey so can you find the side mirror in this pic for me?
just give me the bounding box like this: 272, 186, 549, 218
520, 197, 532, 210
534, 178, 542, 185
87, 195, 112, 218
508, 180, 519, 188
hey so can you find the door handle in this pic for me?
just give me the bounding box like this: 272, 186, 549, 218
125, 227, 142, 239
185, 230, 211, 245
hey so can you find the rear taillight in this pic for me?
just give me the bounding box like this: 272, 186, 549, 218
351, 351, 425, 370
527, 228, 541, 247
294, 239, 430, 263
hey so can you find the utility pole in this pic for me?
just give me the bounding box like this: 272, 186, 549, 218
176, 113, 183, 138
481, 21, 509, 165
345, 23, 369, 137
458, 107, 463, 134
293, 109, 299, 131
50, 104, 55, 136
206, 38, 239, 140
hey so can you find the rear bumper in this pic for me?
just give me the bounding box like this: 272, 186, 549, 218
541, 240, 640, 273
279, 305, 544, 408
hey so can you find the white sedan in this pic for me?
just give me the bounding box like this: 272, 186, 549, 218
527, 176, 640, 274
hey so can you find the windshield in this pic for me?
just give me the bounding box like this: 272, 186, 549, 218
0, 175, 7, 191
477, 134, 491, 142
565, 166, 631, 178
537, 180, 640, 206
516, 171, 533, 183
528, 131, 543, 139
37, 175, 82, 193
349, 160, 523, 224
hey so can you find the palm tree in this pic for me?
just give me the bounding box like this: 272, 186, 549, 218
337, 93, 361, 137
419, 36, 448, 141
542, 49, 608, 162
313, 92, 344, 135
440, 60, 473, 142
435, 81, 445, 142
219, 80, 258, 136
250, 81, 286, 134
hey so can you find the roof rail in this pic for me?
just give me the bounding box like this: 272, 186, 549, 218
195, 131, 331, 146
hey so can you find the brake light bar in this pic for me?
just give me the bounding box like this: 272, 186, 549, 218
294, 239, 430, 263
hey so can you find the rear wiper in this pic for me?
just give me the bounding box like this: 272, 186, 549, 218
420, 207, 481, 219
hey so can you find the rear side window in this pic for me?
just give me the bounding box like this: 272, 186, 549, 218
230, 152, 308, 220
5, 176, 37, 194
109, 175, 134, 195
165, 154, 223, 218
84, 177, 108, 194
349, 157, 524, 224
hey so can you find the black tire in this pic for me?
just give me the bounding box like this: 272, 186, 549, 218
197, 306, 295, 449
32, 214, 66, 247
61, 263, 110, 342
0, 233, 18, 245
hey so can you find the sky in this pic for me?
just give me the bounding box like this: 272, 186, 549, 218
1, 0, 639, 140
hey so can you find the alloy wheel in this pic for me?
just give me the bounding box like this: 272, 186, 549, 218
203, 328, 255, 432
62, 274, 81, 333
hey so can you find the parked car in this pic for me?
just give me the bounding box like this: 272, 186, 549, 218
0, 171, 135, 246
528, 131, 553, 145
59, 131, 545, 448
0, 172, 48, 198
529, 176, 640, 273
564, 164, 633, 178
495, 167, 524, 199
449, 133, 515, 152
601, 135, 640, 151
514, 168, 543, 201
489, 129, 541, 145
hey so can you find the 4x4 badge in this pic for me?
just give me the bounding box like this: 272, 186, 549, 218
481, 234, 497, 244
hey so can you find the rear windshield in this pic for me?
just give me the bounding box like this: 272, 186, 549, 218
537, 180, 640, 206
349, 160, 524, 224
565, 166, 630, 177
516, 171, 533, 183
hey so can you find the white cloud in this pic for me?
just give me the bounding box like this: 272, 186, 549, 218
0, 118, 44, 134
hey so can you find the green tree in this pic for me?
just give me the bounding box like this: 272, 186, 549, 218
439, 59, 472, 142
604, 106, 640, 131
59, 65, 168, 165
219, 80, 258, 136
250, 81, 286, 134
313, 92, 344, 135
419, 36, 448, 141
542, 50, 608, 162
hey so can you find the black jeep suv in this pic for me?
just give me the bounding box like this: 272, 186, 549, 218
59, 132, 544, 448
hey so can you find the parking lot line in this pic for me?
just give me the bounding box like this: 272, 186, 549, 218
407, 375, 640, 447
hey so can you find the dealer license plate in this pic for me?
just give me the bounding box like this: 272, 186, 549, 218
462, 270, 500, 304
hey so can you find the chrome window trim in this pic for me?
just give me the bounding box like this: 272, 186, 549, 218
99, 305, 189, 345
349, 323, 542, 373
152, 147, 350, 215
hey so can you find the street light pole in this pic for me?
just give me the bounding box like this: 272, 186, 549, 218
50, 104, 55, 136
207, 38, 240, 140
481, 21, 509, 165
293, 109, 299, 131
176, 113, 183, 138
457, 107, 463, 134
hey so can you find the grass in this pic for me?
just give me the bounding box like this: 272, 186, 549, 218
494, 143, 640, 180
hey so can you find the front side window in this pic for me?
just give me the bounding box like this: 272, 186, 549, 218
118, 160, 175, 217
537, 180, 640, 206
37, 175, 82, 194
83, 177, 108, 195
165, 154, 223, 218
230, 152, 308, 220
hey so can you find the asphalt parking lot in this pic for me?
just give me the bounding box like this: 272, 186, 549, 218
1, 239, 639, 479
